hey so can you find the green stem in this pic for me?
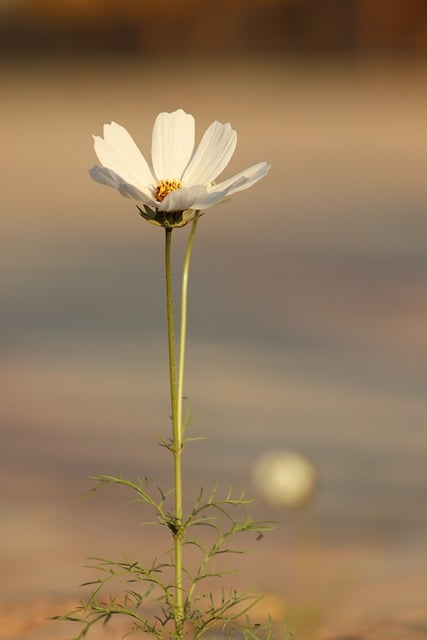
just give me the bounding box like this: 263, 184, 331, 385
165, 228, 179, 446
164, 228, 182, 636
164, 218, 199, 638
177, 217, 199, 445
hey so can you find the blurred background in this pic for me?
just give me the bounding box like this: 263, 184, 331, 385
1, 1, 427, 639
2, 0, 427, 56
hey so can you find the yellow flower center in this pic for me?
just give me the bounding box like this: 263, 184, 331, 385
155, 179, 182, 203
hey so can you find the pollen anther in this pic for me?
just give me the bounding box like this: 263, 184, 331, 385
155, 179, 183, 203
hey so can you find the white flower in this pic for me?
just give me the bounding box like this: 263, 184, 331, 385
90, 109, 270, 228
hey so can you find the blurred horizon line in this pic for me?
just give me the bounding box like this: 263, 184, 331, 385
1, 0, 427, 58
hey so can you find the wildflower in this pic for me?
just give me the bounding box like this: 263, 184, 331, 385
90, 109, 270, 228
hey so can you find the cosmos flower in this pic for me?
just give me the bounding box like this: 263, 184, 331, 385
90, 109, 270, 227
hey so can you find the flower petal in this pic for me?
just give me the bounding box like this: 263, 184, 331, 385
93, 123, 154, 190
118, 182, 157, 206
103, 122, 154, 184
151, 109, 195, 181
209, 162, 270, 196
182, 121, 237, 186
89, 165, 157, 206
190, 179, 246, 210
192, 162, 270, 209
89, 164, 121, 188
157, 184, 207, 212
